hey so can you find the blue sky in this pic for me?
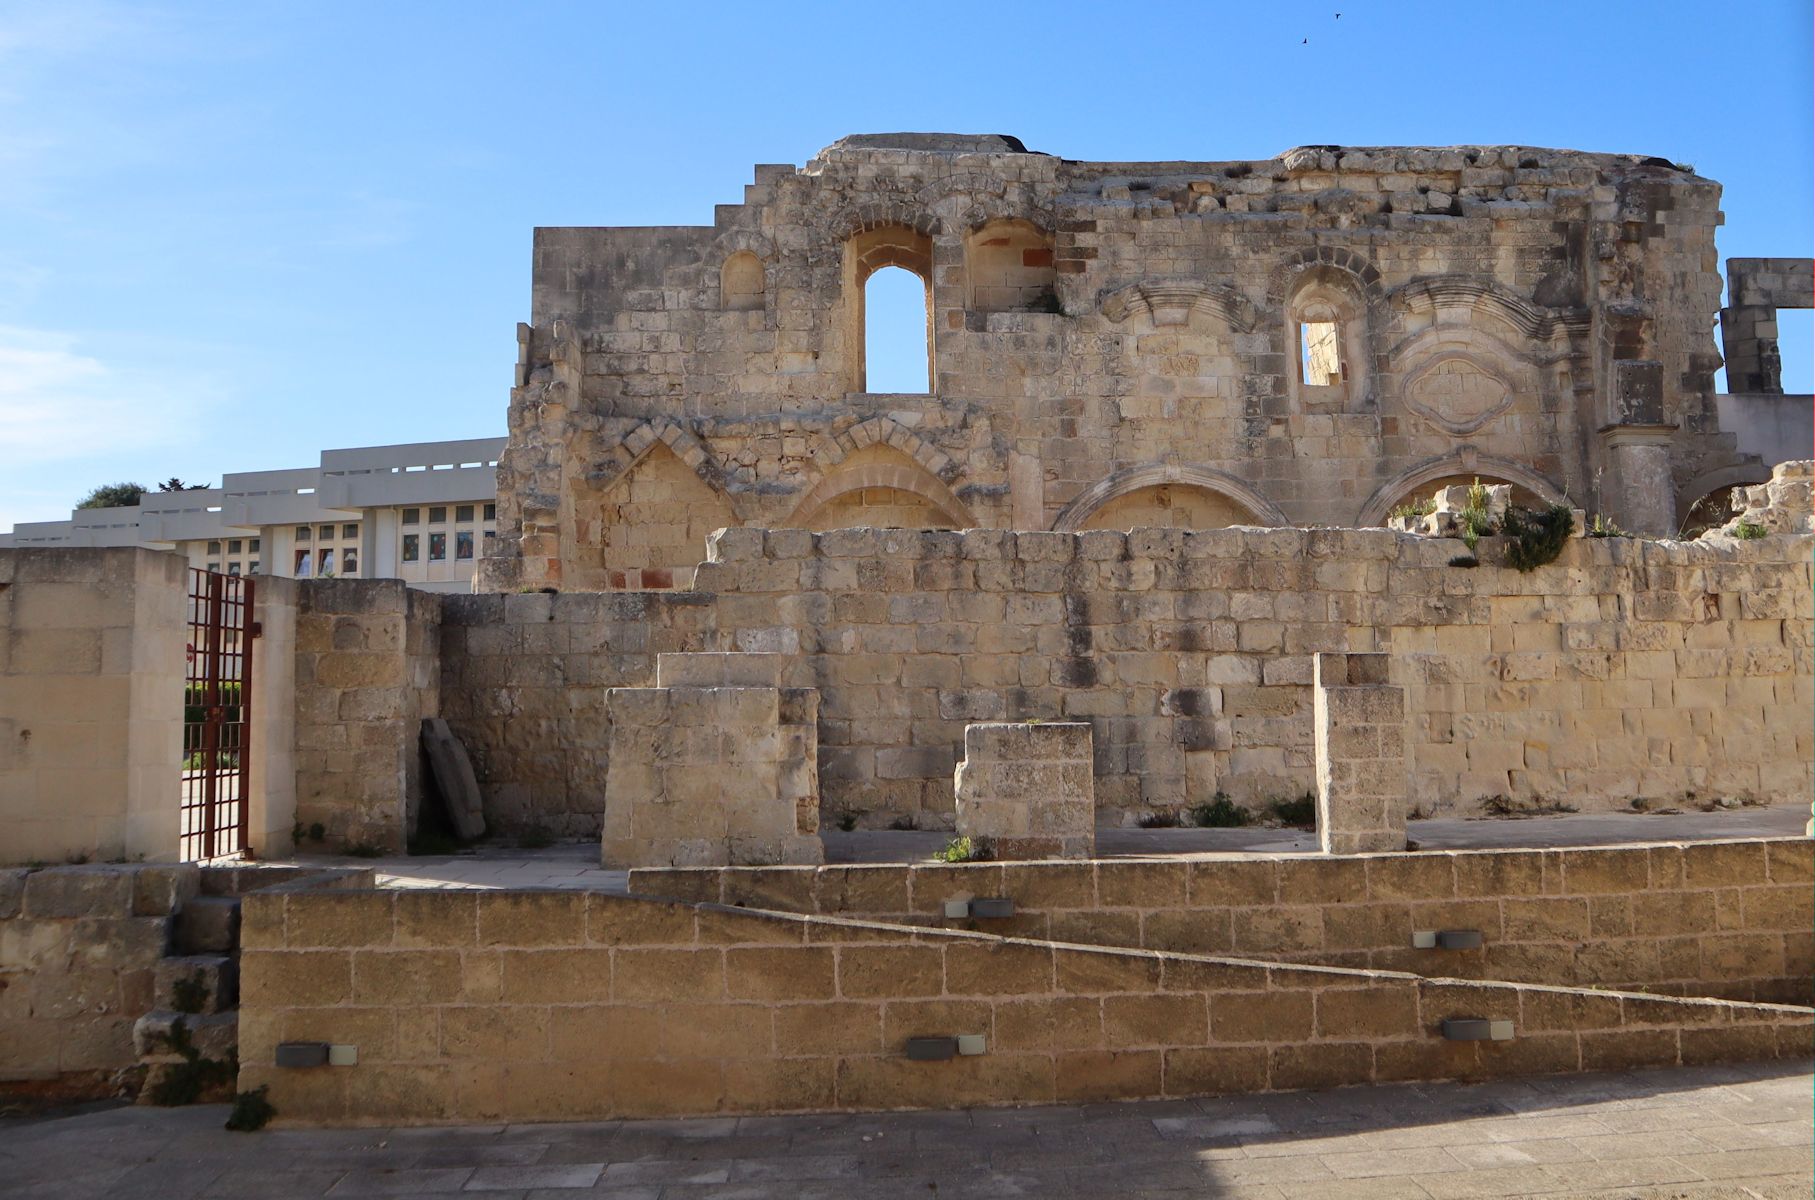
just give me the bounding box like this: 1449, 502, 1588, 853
1, 0, 1809, 526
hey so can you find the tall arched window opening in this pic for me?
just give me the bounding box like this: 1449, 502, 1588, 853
864, 266, 931, 393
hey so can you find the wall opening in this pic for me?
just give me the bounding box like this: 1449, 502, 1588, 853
720, 251, 764, 312
864, 265, 932, 393
964, 219, 1056, 314
1299, 318, 1344, 385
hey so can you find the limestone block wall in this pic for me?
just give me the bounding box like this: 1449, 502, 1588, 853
1313, 653, 1408, 853
602, 666, 822, 868
440, 528, 1814, 835
486, 136, 1755, 590
0, 863, 195, 1097
292, 580, 442, 852
954, 722, 1095, 858
0, 547, 188, 864
237, 884, 1812, 1125
629, 837, 1815, 1004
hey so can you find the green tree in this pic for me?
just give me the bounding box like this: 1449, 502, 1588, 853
157, 477, 210, 492
76, 482, 148, 509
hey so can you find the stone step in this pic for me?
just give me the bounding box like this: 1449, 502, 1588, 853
153, 955, 238, 1014
133, 1009, 238, 1064
173, 896, 240, 955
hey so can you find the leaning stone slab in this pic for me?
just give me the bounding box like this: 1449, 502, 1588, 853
421, 718, 487, 840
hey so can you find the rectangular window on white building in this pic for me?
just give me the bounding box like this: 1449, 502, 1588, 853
343, 548, 359, 575
455, 531, 473, 560
402, 535, 419, 562
295, 526, 311, 542
402, 508, 419, 525
207, 540, 222, 555
295, 549, 312, 577
342, 523, 359, 540
319, 548, 335, 575
484, 503, 496, 521
429, 532, 446, 561
228, 539, 242, 554
428, 506, 447, 524
455, 504, 474, 523
318, 524, 334, 540
250, 538, 261, 553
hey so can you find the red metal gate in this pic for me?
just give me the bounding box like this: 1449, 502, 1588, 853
182, 569, 255, 860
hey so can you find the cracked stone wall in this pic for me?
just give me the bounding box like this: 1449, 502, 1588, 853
482, 134, 1757, 589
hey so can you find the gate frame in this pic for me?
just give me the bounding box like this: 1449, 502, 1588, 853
182, 568, 256, 860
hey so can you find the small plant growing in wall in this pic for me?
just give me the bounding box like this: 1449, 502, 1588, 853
1585, 513, 1627, 538
170, 972, 211, 1015
1501, 503, 1574, 572
1388, 498, 1435, 521
225, 1086, 276, 1132
934, 836, 992, 863
1188, 794, 1251, 828
146, 1018, 236, 1107
1267, 793, 1317, 828
1734, 520, 1767, 540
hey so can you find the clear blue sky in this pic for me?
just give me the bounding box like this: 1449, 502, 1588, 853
1, 0, 1809, 526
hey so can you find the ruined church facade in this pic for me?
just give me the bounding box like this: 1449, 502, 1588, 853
481, 133, 1756, 591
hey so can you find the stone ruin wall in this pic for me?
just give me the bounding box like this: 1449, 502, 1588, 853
438, 527, 1813, 838
483, 134, 1755, 592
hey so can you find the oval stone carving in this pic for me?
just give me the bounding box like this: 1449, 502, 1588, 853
1403, 355, 1515, 434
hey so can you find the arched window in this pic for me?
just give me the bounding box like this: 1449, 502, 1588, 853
864, 267, 930, 393
845, 224, 933, 394
1286, 268, 1369, 412
720, 251, 764, 311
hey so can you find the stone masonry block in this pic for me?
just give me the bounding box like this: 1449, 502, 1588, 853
955, 722, 1095, 859
603, 683, 823, 869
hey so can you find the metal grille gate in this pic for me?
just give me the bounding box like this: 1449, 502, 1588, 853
182, 569, 255, 860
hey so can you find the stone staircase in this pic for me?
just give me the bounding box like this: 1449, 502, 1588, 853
133, 892, 242, 1104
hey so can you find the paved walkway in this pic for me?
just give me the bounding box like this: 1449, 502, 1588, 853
2, 1062, 1809, 1198
292, 807, 1808, 891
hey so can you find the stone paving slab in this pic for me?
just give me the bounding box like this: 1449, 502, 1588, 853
1, 1061, 1808, 1198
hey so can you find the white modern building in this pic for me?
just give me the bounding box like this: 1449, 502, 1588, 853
0, 438, 506, 593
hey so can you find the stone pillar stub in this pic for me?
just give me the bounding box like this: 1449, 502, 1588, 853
1313, 653, 1407, 856
602, 684, 823, 868
1600, 423, 1680, 536
953, 721, 1095, 859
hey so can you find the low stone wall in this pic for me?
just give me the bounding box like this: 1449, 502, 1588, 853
0, 864, 195, 1098
293, 581, 442, 852
237, 884, 1812, 1124
439, 529, 1814, 836
630, 838, 1815, 1004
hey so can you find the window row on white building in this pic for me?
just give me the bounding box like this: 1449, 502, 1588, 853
0, 438, 507, 593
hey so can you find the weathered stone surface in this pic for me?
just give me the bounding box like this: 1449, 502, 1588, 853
478, 136, 1751, 592
602, 676, 824, 868
954, 722, 1095, 859
1314, 653, 1407, 855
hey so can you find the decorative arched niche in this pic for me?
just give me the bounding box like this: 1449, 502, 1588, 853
1053, 465, 1289, 532
720, 250, 765, 312
786, 443, 973, 530
1356, 451, 1569, 526
964, 218, 1056, 314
